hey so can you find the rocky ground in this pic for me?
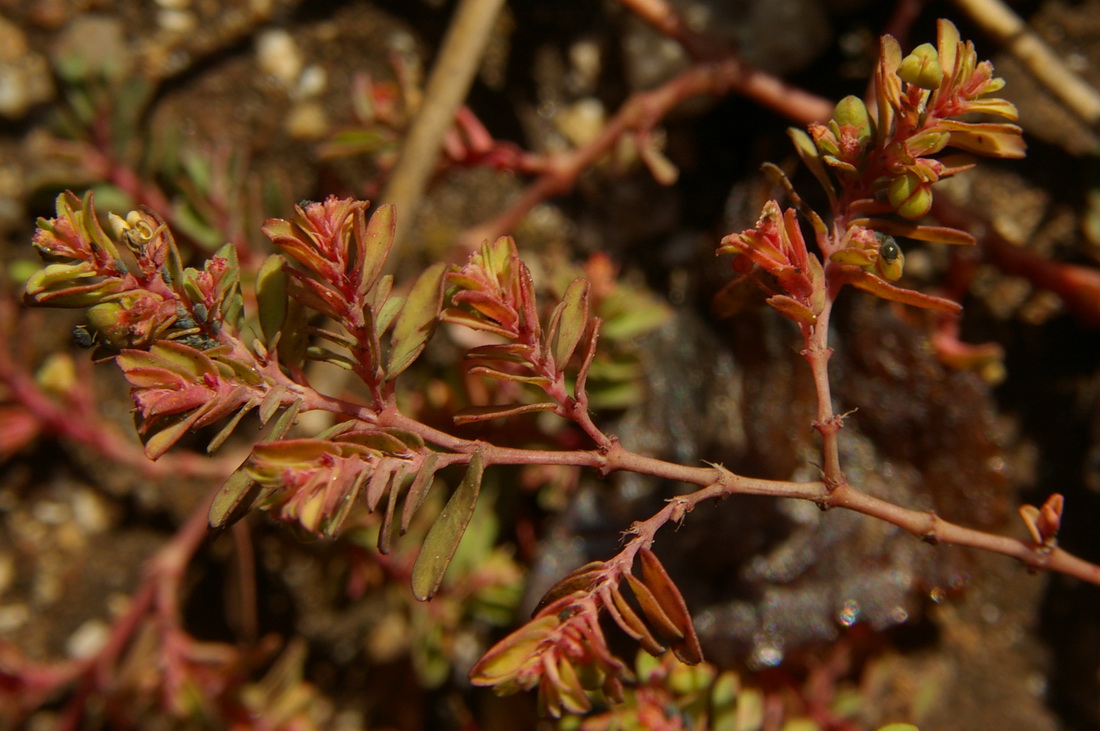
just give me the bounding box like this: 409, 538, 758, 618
1, 1, 1100, 729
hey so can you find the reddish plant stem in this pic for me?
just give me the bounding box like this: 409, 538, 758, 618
803, 283, 845, 488
0, 350, 238, 480
456, 58, 832, 252
382, 407, 1100, 585
934, 197, 1100, 326
616, 0, 731, 61
52, 488, 216, 730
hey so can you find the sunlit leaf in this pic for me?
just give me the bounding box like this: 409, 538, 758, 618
142, 409, 205, 460
852, 218, 976, 246
356, 203, 394, 298
256, 254, 288, 346
208, 467, 263, 529
387, 262, 445, 379
841, 266, 962, 314
938, 119, 1026, 159
469, 615, 558, 685
205, 398, 258, 454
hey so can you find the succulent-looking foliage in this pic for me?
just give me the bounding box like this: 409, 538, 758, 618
22, 18, 1084, 726
721, 20, 1024, 330
470, 549, 700, 717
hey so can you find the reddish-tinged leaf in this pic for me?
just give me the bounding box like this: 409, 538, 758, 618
469, 614, 558, 685
356, 203, 395, 298
766, 295, 817, 326
365, 459, 399, 512
624, 573, 682, 643
574, 318, 601, 403
142, 409, 206, 460
286, 270, 346, 321
192, 384, 252, 427
450, 289, 519, 327
465, 343, 535, 365
453, 402, 558, 425
851, 218, 976, 246
637, 548, 703, 664
322, 468, 367, 539
938, 119, 1026, 159
386, 262, 445, 379
401, 452, 440, 533
378, 466, 405, 554
467, 366, 551, 387
206, 399, 259, 453
842, 267, 962, 314
602, 585, 666, 656
411, 451, 484, 600
119, 365, 187, 389
533, 561, 606, 614
441, 308, 516, 339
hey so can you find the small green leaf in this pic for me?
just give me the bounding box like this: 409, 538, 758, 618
550, 278, 589, 370
259, 384, 288, 424
142, 409, 205, 460
206, 398, 259, 454
386, 262, 445, 379
411, 451, 484, 601
375, 293, 404, 335
788, 128, 835, 200
266, 399, 302, 439
208, 467, 263, 529
469, 615, 558, 686
256, 254, 288, 346
402, 452, 440, 533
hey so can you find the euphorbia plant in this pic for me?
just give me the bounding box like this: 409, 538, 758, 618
20, 19, 1100, 721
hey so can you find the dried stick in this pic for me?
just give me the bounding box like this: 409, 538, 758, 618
381, 0, 508, 256
952, 0, 1100, 127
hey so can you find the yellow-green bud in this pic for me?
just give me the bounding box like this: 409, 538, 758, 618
833, 95, 873, 146
898, 43, 944, 90
887, 173, 933, 219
